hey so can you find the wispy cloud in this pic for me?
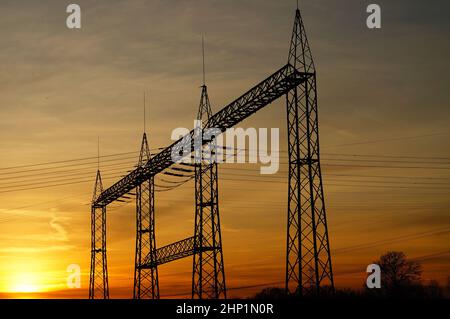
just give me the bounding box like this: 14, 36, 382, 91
49, 214, 69, 242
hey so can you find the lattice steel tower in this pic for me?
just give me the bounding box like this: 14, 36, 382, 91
89, 167, 109, 299
285, 8, 334, 295
192, 39, 226, 299
133, 95, 159, 299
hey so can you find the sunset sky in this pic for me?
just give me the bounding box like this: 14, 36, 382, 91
0, 0, 449, 298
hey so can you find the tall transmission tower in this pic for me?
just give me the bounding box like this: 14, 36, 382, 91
133, 93, 160, 299
89, 141, 109, 299
285, 8, 334, 295
192, 37, 227, 299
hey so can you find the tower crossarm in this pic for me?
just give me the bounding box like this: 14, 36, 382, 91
94, 64, 310, 206
142, 236, 196, 268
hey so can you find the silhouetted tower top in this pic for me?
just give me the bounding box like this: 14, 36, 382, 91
139, 92, 151, 167
288, 6, 315, 73
92, 170, 103, 204
197, 35, 212, 122
92, 138, 103, 204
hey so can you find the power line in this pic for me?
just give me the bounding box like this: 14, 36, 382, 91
2, 158, 450, 183
411, 250, 450, 262
220, 172, 450, 186
2, 161, 450, 190
0, 174, 125, 194
334, 226, 450, 254
323, 158, 450, 165
2, 171, 450, 194
0, 165, 134, 184
0, 151, 139, 171
323, 153, 450, 161
0, 155, 139, 177
325, 131, 450, 148
1, 150, 450, 194
322, 163, 450, 170
2, 149, 450, 173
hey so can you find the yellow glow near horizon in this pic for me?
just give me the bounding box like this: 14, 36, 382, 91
1, 258, 71, 296
7, 273, 43, 293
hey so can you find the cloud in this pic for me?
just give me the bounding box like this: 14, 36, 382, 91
49, 214, 69, 242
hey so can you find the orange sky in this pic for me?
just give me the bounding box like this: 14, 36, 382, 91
0, 0, 449, 298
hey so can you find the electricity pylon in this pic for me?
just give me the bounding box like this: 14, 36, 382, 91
133, 95, 159, 299
285, 8, 334, 296
192, 42, 226, 298
89, 168, 109, 299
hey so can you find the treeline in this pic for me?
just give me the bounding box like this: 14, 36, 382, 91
253, 251, 449, 299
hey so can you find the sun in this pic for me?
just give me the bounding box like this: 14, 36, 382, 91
7, 273, 41, 293
9, 283, 39, 293
1, 259, 69, 296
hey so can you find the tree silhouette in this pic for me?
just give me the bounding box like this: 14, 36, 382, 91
447, 276, 450, 297
374, 251, 422, 296
377, 251, 422, 286
253, 287, 287, 299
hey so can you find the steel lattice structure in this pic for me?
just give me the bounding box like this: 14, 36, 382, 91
192, 85, 226, 299
133, 132, 159, 299
90, 7, 334, 299
143, 236, 195, 268
93, 64, 305, 209
89, 170, 109, 299
285, 9, 334, 295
